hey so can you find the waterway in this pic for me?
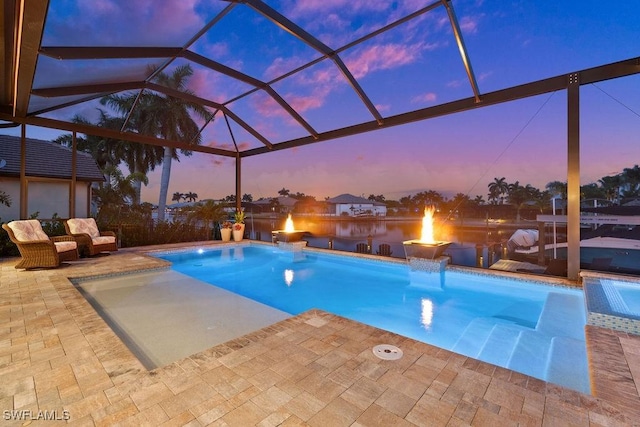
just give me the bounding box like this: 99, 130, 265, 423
244, 216, 516, 268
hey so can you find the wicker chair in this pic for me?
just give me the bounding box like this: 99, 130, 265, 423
2, 220, 79, 269
64, 218, 117, 257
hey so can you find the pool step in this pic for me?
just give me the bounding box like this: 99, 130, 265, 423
452, 318, 499, 358
536, 292, 586, 340
507, 330, 553, 380
477, 324, 527, 367
546, 336, 591, 393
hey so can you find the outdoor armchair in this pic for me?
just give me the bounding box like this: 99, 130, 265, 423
64, 218, 117, 256
2, 220, 79, 269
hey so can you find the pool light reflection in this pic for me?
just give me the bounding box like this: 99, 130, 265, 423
421, 298, 434, 329
284, 269, 294, 286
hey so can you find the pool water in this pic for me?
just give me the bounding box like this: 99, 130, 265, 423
157, 244, 590, 393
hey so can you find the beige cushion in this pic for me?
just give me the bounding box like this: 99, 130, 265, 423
7, 220, 49, 242
54, 241, 77, 253
92, 236, 116, 245
67, 218, 100, 238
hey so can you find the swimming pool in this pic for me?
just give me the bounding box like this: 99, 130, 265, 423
584, 276, 640, 335
156, 244, 590, 393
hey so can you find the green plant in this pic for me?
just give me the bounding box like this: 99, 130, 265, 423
234, 210, 245, 224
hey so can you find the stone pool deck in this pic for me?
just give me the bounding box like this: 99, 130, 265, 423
1, 241, 639, 426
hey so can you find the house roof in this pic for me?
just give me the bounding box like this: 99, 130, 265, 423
326, 194, 385, 206
0, 134, 104, 181
254, 196, 298, 207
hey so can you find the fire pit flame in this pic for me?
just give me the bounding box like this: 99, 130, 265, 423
284, 214, 295, 233
420, 207, 436, 244
403, 206, 451, 260
273, 214, 305, 243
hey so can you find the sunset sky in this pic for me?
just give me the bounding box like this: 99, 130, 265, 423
3, 0, 639, 203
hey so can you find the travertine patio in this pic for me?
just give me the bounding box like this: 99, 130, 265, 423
1, 242, 639, 426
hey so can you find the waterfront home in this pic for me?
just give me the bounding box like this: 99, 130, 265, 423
326, 193, 387, 217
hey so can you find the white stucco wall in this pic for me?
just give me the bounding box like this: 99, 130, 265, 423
0, 178, 92, 221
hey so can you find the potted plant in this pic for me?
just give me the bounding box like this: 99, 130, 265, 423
233, 210, 246, 242
220, 221, 232, 242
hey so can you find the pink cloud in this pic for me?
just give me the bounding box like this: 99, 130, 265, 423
459, 16, 480, 34
286, 0, 388, 18
345, 43, 423, 79
411, 92, 437, 104
50, 0, 204, 46
264, 57, 309, 81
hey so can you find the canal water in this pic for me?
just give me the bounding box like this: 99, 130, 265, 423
245, 217, 513, 268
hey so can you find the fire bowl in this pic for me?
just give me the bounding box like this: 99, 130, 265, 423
402, 240, 451, 260
273, 230, 306, 243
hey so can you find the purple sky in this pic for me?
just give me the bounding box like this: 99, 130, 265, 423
4, 1, 639, 203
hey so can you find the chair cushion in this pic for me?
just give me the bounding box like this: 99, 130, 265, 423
54, 241, 77, 253
7, 220, 49, 242
92, 236, 116, 245
67, 218, 100, 238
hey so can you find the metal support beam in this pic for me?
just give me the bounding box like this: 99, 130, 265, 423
235, 153, 241, 213
442, 0, 480, 102
70, 131, 77, 217
11, 0, 48, 117
19, 124, 26, 218
567, 73, 580, 280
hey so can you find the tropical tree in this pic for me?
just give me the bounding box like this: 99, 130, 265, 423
580, 183, 606, 201
507, 181, 538, 222
93, 165, 148, 224
488, 177, 508, 205
184, 192, 198, 202
128, 65, 213, 221
242, 193, 253, 202
187, 200, 226, 238
55, 110, 163, 205
0, 190, 11, 207
598, 174, 623, 203
172, 192, 184, 203
620, 165, 640, 198
545, 181, 567, 199
278, 188, 290, 197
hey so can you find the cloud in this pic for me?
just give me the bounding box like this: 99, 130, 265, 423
411, 92, 437, 104
264, 57, 309, 81
459, 15, 480, 34
46, 0, 204, 45
345, 43, 423, 79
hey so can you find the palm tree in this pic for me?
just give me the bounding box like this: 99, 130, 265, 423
507, 181, 537, 222
0, 190, 11, 207
621, 165, 640, 198
144, 65, 213, 221
172, 192, 184, 203
488, 177, 508, 205
188, 200, 226, 238
185, 192, 198, 202
93, 165, 147, 224
598, 175, 623, 203
99, 94, 167, 205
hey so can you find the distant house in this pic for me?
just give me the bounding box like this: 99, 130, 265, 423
325, 194, 387, 217
0, 134, 104, 220
253, 196, 298, 214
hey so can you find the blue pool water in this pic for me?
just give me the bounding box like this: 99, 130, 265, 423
156, 244, 590, 393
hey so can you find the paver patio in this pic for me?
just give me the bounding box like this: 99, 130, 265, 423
1, 242, 639, 426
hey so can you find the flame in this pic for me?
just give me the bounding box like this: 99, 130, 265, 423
420, 206, 436, 243
284, 214, 295, 232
